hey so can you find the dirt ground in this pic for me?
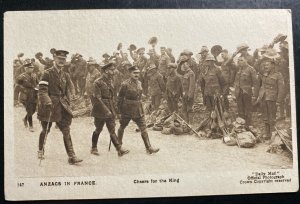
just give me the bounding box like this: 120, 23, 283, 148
13, 106, 292, 178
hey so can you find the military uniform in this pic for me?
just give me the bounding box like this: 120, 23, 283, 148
220, 58, 237, 110
234, 64, 259, 125
16, 63, 39, 130
148, 69, 166, 110
178, 62, 196, 123
258, 70, 285, 138
37, 50, 82, 164
117, 68, 159, 154
166, 65, 183, 112
199, 61, 225, 112
70, 55, 88, 96
158, 53, 171, 79
85, 67, 101, 97
90, 67, 128, 156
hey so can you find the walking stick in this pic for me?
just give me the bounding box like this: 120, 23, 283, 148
108, 139, 112, 151
39, 110, 52, 166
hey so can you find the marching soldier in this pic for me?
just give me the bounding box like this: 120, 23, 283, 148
199, 54, 225, 115
85, 58, 101, 101
177, 59, 196, 123
257, 49, 285, 140
16, 59, 39, 132
117, 65, 160, 154
166, 63, 183, 113
147, 63, 166, 111
234, 56, 259, 126
90, 62, 129, 156
37, 50, 83, 165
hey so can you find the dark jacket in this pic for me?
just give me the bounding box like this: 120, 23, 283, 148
17, 72, 38, 104
71, 58, 88, 78
117, 78, 144, 118
148, 70, 166, 96
234, 65, 259, 98
199, 65, 225, 96
86, 69, 101, 96
180, 69, 196, 99
166, 72, 183, 98
258, 70, 285, 103
37, 66, 74, 122
91, 74, 116, 119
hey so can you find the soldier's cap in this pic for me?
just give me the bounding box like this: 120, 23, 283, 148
128, 44, 137, 51
17, 53, 24, 58
205, 54, 216, 62
274, 33, 287, 43
137, 47, 145, 54
101, 62, 115, 71
128, 65, 140, 73
50, 48, 56, 55
54, 50, 69, 59
199, 46, 209, 54
236, 43, 250, 53
102, 53, 110, 58
23, 58, 34, 68
167, 63, 177, 69
160, 47, 166, 50
181, 49, 193, 56
148, 36, 158, 45
262, 48, 280, 60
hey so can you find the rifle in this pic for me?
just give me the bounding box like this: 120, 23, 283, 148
173, 112, 202, 138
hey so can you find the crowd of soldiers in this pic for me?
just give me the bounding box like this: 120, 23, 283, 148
13, 34, 290, 165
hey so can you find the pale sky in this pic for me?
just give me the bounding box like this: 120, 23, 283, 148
5, 9, 291, 63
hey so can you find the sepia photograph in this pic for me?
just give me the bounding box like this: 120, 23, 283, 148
4, 9, 298, 200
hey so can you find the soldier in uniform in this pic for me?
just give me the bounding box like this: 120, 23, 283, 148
236, 43, 254, 66
70, 53, 88, 96
197, 46, 209, 104
199, 54, 225, 115
16, 59, 39, 132
158, 47, 171, 81
166, 48, 175, 63
102, 53, 110, 65
147, 63, 166, 111
219, 49, 237, 110
177, 60, 196, 123
90, 62, 129, 156
117, 66, 160, 154
257, 49, 285, 140
233, 56, 259, 126
14, 59, 24, 106
166, 63, 183, 113
37, 50, 83, 165
85, 58, 101, 101
35, 51, 54, 70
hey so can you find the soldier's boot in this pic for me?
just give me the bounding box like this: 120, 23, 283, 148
91, 131, 100, 156
23, 115, 28, 128
263, 123, 271, 140
28, 116, 34, 132
141, 131, 159, 154
117, 128, 124, 145
278, 103, 286, 120
37, 150, 44, 160
110, 133, 129, 157
63, 134, 83, 165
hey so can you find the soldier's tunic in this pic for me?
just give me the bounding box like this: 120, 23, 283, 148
234, 65, 259, 125
199, 65, 225, 111
166, 71, 183, 112
70, 58, 88, 95
134, 55, 148, 95
17, 72, 38, 116
85, 68, 101, 97
148, 70, 166, 110
258, 70, 285, 133
180, 68, 196, 122
14, 64, 25, 104
37, 65, 76, 157
90, 74, 122, 149
220, 58, 237, 110
158, 54, 171, 79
